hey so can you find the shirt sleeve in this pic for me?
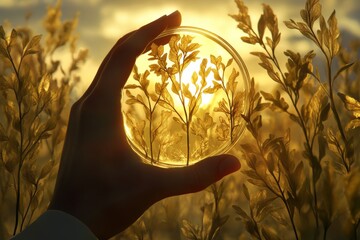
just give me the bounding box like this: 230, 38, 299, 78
11, 210, 98, 240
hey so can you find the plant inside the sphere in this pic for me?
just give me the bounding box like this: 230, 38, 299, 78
122, 29, 249, 167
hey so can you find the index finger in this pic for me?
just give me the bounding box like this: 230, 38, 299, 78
93, 11, 182, 100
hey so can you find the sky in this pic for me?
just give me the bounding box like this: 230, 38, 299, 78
0, 0, 359, 92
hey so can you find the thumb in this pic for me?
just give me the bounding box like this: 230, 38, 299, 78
155, 155, 241, 198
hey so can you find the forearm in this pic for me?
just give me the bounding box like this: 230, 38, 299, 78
11, 210, 97, 240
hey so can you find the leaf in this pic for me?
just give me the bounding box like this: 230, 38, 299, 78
241, 36, 258, 44
123, 84, 140, 89
253, 115, 262, 132
125, 99, 138, 105
182, 83, 193, 99
243, 183, 250, 201
233, 205, 250, 220
284, 19, 297, 30
260, 91, 275, 101
39, 160, 54, 180
186, 42, 200, 52
226, 58, 233, 68
9, 29, 17, 47
327, 10, 340, 56
0, 25, 5, 39
300, 9, 308, 24
24, 34, 42, 55
181, 219, 199, 240
333, 62, 354, 82
171, 79, 181, 95
149, 93, 158, 102
337, 93, 360, 118
191, 71, 198, 85
173, 116, 184, 125
258, 14, 266, 40
0, 42, 8, 58
346, 119, 360, 131
226, 68, 239, 93
320, 102, 330, 122
40, 132, 52, 140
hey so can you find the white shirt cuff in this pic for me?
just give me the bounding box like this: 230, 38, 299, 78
11, 210, 98, 240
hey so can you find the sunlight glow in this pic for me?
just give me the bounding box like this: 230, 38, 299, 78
122, 27, 249, 167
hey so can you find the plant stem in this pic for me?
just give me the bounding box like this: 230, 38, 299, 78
310, 27, 351, 172
20, 183, 38, 231
262, 37, 321, 229
220, 67, 234, 142
250, 117, 299, 239
7, 46, 25, 236
270, 171, 299, 240
327, 60, 350, 172
147, 96, 154, 164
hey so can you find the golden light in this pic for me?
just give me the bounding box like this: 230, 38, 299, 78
121, 26, 250, 167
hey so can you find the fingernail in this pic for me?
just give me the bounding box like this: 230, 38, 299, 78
218, 156, 240, 178
167, 10, 181, 22
167, 10, 180, 18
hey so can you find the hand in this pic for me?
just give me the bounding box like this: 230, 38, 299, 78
48, 11, 240, 240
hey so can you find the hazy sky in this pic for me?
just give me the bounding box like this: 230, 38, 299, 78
1, 0, 359, 91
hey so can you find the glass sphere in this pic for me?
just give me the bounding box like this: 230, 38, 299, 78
121, 26, 250, 167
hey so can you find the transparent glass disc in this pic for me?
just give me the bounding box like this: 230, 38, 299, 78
121, 26, 250, 167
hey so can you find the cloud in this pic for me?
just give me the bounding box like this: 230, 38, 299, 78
0, 0, 38, 8
1, 0, 359, 92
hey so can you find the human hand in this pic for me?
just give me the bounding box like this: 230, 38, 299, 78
48, 11, 240, 240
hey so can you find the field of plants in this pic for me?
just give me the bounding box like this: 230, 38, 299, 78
0, 0, 359, 239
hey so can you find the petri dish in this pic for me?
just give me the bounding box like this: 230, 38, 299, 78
121, 26, 250, 167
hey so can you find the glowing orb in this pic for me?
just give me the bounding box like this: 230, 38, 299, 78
122, 26, 250, 167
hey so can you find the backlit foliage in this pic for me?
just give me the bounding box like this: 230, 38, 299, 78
229, 0, 360, 239
0, 1, 87, 238
123, 34, 246, 166
1, 0, 359, 240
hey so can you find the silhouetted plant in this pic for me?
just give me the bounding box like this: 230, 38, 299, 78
181, 181, 229, 240
230, 0, 360, 239
0, 1, 87, 238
